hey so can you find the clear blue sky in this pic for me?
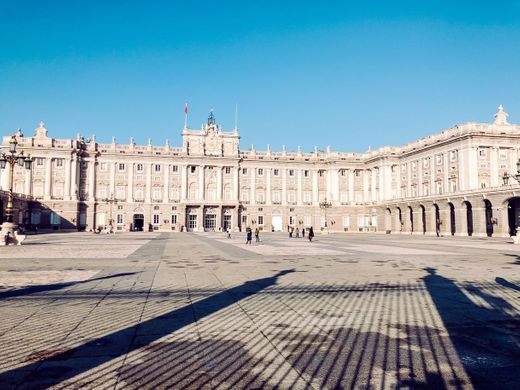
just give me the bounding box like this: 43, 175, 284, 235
1, 1, 519, 152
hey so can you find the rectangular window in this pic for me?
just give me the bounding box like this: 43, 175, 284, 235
318, 170, 325, 177
36, 157, 44, 166
155, 164, 161, 172
171, 215, 177, 224
289, 216, 295, 226
304, 170, 309, 177
56, 159, 64, 167
289, 169, 294, 176
136, 163, 144, 172
116, 214, 123, 224
242, 168, 248, 175
343, 215, 350, 228
303, 191, 311, 203
172, 165, 178, 173
153, 214, 160, 225
225, 167, 231, 174
191, 166, 196, 173
257, 168, 264, 176
242, 215, 248, 225
50, 212, 61, 225
100, 162, 107, 171
273, 169, 279, 176
340, 169, 346, 176
258, 215, 264, 225
479, 149, 487, 157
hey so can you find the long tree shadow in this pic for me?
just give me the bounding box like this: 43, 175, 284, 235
0, 269, 295, 388
0, 272, 139, 299
423, 268, 520, 390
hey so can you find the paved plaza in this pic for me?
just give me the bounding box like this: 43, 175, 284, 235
0, 232, 519, 389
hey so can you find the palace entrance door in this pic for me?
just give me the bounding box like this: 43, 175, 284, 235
133, 214, 144, 231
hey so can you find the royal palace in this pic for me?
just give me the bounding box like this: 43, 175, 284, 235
2, 106, 520, 237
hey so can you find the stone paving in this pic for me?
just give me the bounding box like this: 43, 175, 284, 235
0, 232, 519, 389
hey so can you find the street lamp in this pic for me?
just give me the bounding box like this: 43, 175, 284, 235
0, 134, 32, 244
502, 159, 520, 185
103, 193, 119, 232
319, 197, 332, 233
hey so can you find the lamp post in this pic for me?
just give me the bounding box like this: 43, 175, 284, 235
103, 193, 118, 232
319, 197, 332, 234
0, 134, 33, 244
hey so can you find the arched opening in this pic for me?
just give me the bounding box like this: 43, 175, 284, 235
420, 205, 426, 234
464, 201, 473, 236
397, 207, 403, 232
133, 214, 144, 231
385, 208, 392, 232
507, 197, 520, 236
408, 206, 414, 233
434, 204, 441, 236
484, 199, 493, 237
448, 202, 456, 236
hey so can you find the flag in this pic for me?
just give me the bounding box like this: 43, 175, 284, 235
184, 102, 188, 115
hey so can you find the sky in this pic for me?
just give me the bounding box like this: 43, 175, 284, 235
1, 1, 519, 152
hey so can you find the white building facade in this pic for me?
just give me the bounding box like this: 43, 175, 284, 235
2, 106, 520, 237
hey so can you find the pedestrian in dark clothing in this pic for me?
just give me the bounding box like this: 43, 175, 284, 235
308, 226, 314, 242
255, 227, 260, 242
302, 228, 305, 238
246, 228, 252, 245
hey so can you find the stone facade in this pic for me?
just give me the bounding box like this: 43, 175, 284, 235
2, 107, 520, 237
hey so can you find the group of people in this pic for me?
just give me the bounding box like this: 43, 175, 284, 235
228, 225, 316, 244
245, 227, 260, 244
289, 226, 314, 241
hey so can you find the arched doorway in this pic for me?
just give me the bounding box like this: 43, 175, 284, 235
408, 206, 414, 233
448, 202, 456, 236
484, 199, 493, 237
420, 205, 426, 234
464, 201, 473, 236
507, 197, 520, 236
434, 204, 441, 236
132, 206, 145, 231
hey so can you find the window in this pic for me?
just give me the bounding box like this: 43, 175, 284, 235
289, 169, 294, 176
56, 159, 64, 167
152, 188, 162, 201
304, 170, 309, 177
153, 214, 160, 225
134, 187, 144, 201
499, 150, 507, 159
273, 169, 279, 176
289, 216, 295, 226
340, 169, 346, 176
116, 186, 125, 200
355, 170, 360, 177
479, 149, 487, 157
50, 212, 61, 225
154, 205, 160, 210
258, 215, 264, 225
242, 168, 248, 175
118, 163, 125, 171
116, 214, 124, 224
117, 205, 123, 210
225, 167, 231, 174
343, 215, 350, 228
257, 168, 264, 176
136, 164, 144, 172
242, 215, 248, 225
450, 150, 457, 161
436, 154, 442, 164
272, 191, 281, 203
155, 164, 161, 172
318, 170, 325, 177
171, 215, 177, 224
191, 166, 196, 173
100, 162, 107, 171
172, 165, 178, 173
36, 157, 44, 166
303, 191, 311, 203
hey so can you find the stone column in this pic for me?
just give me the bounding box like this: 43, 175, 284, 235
490, 147, 499, 187
109, 161, 116, 197
363, 170, 370, 202
439, 203, 451, 236
233, 167, 239, 201
88, 160, 96, 201
443, 153, 449, 193
472, 205, 487, 237
495, 206, 510, 237
297, 169, 303, 205
417, 160, 423, 197
24, 167, 32, 196
250, 168, 256, 204
407, 163, 412, 197
425, 204, 437, 235
64, 158, 71, 199
163, 164, 169, 203
198, 165, 205, 200
402, 207, 412, 233
412, 206, 422, 235
455, 205, 468, 236
348, 169, 354, 202
266, 168, 272, 204
44, 157, 52, 200
396, 165, 402, 199
181, 164, 187, 201
312, 169, 318, 205
332, 169, 340, 202
127, 163, 134, 201
71, 157, 78, 200
196, 206, 203, 232
281, 168, 287, 205
216, 166, 223, 201
145, 163, 152, 203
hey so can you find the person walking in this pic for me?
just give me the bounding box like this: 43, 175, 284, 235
227, 227, 231, 239
295, 227, 300, 238
289, 227, 294, 238
308, 226, 314, 242
255, 227, 260, 242
302, 227, 305, 238
246, 227, 252, 245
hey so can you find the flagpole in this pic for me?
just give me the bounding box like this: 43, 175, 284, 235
184, 102, 188, 129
